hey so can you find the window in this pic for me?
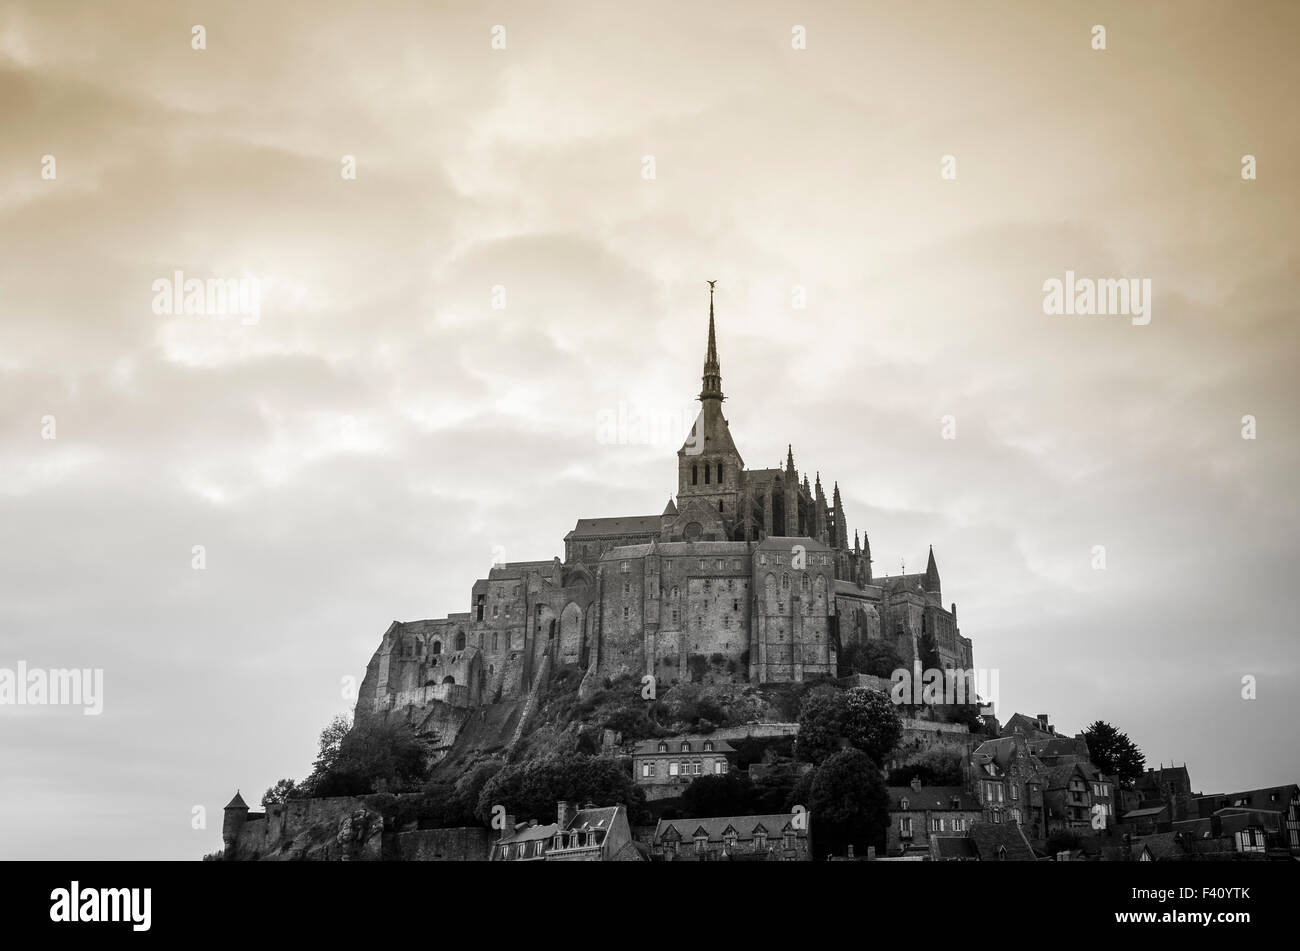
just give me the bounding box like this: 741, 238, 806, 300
900, 798, 909, 811
622, 606, 629, 620
760, 554, 767, 565
641, 763, 652, 778
703, 740, 714, 751
783, 831, 795, 850
623, 581, 630, 595
694, 836, 707, 855
681, 741, 691, 752
715, 761, 727, 774
930, 817, 941, 832
621, 561, 630, 573
704, 465, 710, 485
475, 595, 485, 621
492, 605, 499, 618
754, 833, 767, 850
669, 761, 679, 776
692, 464, 698, 485
1012, 784, 1019, 800
717, 558, 724, 570
716, 462, 723, 482
672, 609, 679, 624
900, 818, 912, 838
733, 599, 740, 611
699, 559, 706, 570
782, 572, 789, 589
657, 741, 668, 753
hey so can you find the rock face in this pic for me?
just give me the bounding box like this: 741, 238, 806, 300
336, 809, 383, 861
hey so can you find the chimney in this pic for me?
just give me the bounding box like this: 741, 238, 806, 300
500, 815, 515, 841
557, 800, 575, 828
910, 776, 923, 792
1036, 713, 1050, 732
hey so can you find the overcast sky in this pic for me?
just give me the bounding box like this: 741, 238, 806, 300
1, 1, 1297, 859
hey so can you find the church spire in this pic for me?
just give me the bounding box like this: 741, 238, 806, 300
699, 280, 724, 402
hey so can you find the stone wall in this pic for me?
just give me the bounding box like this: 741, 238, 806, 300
396, 827, 491, 862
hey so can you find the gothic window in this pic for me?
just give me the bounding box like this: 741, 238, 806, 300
455, 631, 466, 650
475, 595, 485, 621
716, 462, 723, 483
692, 464, 698, 485
431, 640, 441, 655
782, 572, 789, 589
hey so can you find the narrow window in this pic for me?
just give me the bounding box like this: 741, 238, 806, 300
717, 462, 723, 482
692, 464, 698, 485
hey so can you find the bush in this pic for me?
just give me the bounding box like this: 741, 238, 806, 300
306, 716, 429, 798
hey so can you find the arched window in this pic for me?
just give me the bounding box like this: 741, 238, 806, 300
442, 675, 455, 685
718, 500, 724, 513
680, 741, 691, 752
431, 640, 441, 655
455, 631, 466, 651
703, 740, 714, 752
717, 462, 723, 483
658, 741, 668, 753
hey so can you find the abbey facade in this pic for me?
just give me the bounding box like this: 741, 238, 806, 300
358, 289, 974, 719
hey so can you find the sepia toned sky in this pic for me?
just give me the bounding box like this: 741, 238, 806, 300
1, 1, 1297, 859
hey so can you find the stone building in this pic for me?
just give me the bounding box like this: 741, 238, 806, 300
888, 777, 982, 856
631, 735, 733, 800
355, 287, 975, 727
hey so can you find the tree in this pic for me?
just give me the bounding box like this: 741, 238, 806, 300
807, 749, 890, 859
309, 718, 429, 797
795, 687, 902, 766
1082, 720, 1146, 789
261, 779, 300, 805
839, 639, 905, 678
889, 747, 964, 787
680, 772, 755, 818
476, 752, 649, 826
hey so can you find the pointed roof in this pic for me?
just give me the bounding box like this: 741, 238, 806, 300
924, 545, 940, 593
786, 444, 795, 472
699, 281, 724, 402
225, 790, 249, 810
662, 497, 678, 516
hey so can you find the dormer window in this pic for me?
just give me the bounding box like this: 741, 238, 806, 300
900, 798, 909, 811
657, 741, 668, 753
680, 741, 691, 752
703, 740, 713, 752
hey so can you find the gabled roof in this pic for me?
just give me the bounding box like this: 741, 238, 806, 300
568, 515, 662, 538
633, 736, 735, 756
654, 814, 799, 843
931, 836, 978, 859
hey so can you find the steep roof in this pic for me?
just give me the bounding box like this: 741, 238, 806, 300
654, 814, 798, 843
225, 791, 249, 810
968, 821, 1037, 861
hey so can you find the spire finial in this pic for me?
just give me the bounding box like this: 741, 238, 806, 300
699, 281, 724, 402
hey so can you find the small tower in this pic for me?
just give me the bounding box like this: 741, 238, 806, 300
223, 790, 250, 859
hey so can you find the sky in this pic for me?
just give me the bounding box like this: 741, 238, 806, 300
0, 0, 1297, 859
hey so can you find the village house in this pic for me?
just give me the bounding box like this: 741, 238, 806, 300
491, 801, 641, 862
632, 735, 734, 800
888, 777, 982, 856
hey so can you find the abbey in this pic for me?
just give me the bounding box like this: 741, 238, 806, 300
358, 287, 974, 723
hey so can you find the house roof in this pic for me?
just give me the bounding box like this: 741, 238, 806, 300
633, 736, 734, 756
968, 822, 1036, 861
568, 515, 662, 538
889, 786, 979, 811
1133, 832, 1184, 860
654, 814, 798, 843
1120, 806, 1168, 820
225, 791, 248, 810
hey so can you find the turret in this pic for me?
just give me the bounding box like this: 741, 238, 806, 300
222, 790, 250, 859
